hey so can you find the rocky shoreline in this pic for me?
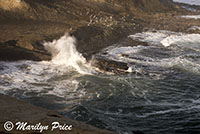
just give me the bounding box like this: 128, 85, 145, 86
1, 0, 200, 133
1, 0, 200, 65
0, 0, 187, 60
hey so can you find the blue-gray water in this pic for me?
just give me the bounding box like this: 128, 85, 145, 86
1, 30, 200, 134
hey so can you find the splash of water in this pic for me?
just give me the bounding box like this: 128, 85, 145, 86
43, 33, 92, 74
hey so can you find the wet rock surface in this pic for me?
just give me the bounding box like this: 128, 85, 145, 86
91, 55, 130, 74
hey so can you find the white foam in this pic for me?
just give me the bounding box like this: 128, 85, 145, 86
108, 46, 143, 56
0, 34, 98, 103
0, 60, 89, 105
44, 33, 93, 74
0, 33, 99, 104
161, 34, 200, 47
129, 30, 200, 49
129, 30, 175, 45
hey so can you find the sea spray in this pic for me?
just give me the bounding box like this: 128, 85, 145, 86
43, 33, 92, 74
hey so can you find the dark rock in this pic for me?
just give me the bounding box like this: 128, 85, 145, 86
0, 41, 51, 61
91, 55, 129, 74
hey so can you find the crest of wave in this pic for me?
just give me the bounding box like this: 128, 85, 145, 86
43, 33, 92, 74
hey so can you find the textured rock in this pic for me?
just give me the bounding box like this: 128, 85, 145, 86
91, 55, 130, 74
0, 0, 181, 61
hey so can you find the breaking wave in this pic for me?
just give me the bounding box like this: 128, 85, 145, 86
0, 34, 97, 109
43, 33, 93, 74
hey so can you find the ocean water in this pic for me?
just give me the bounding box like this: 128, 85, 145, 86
173, 0, 200, 5
1, 29, 200, 134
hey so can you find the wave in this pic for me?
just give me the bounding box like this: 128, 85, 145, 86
43, 33, 93, 74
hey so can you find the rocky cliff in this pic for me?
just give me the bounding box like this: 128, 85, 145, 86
0, 0, 182, 61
